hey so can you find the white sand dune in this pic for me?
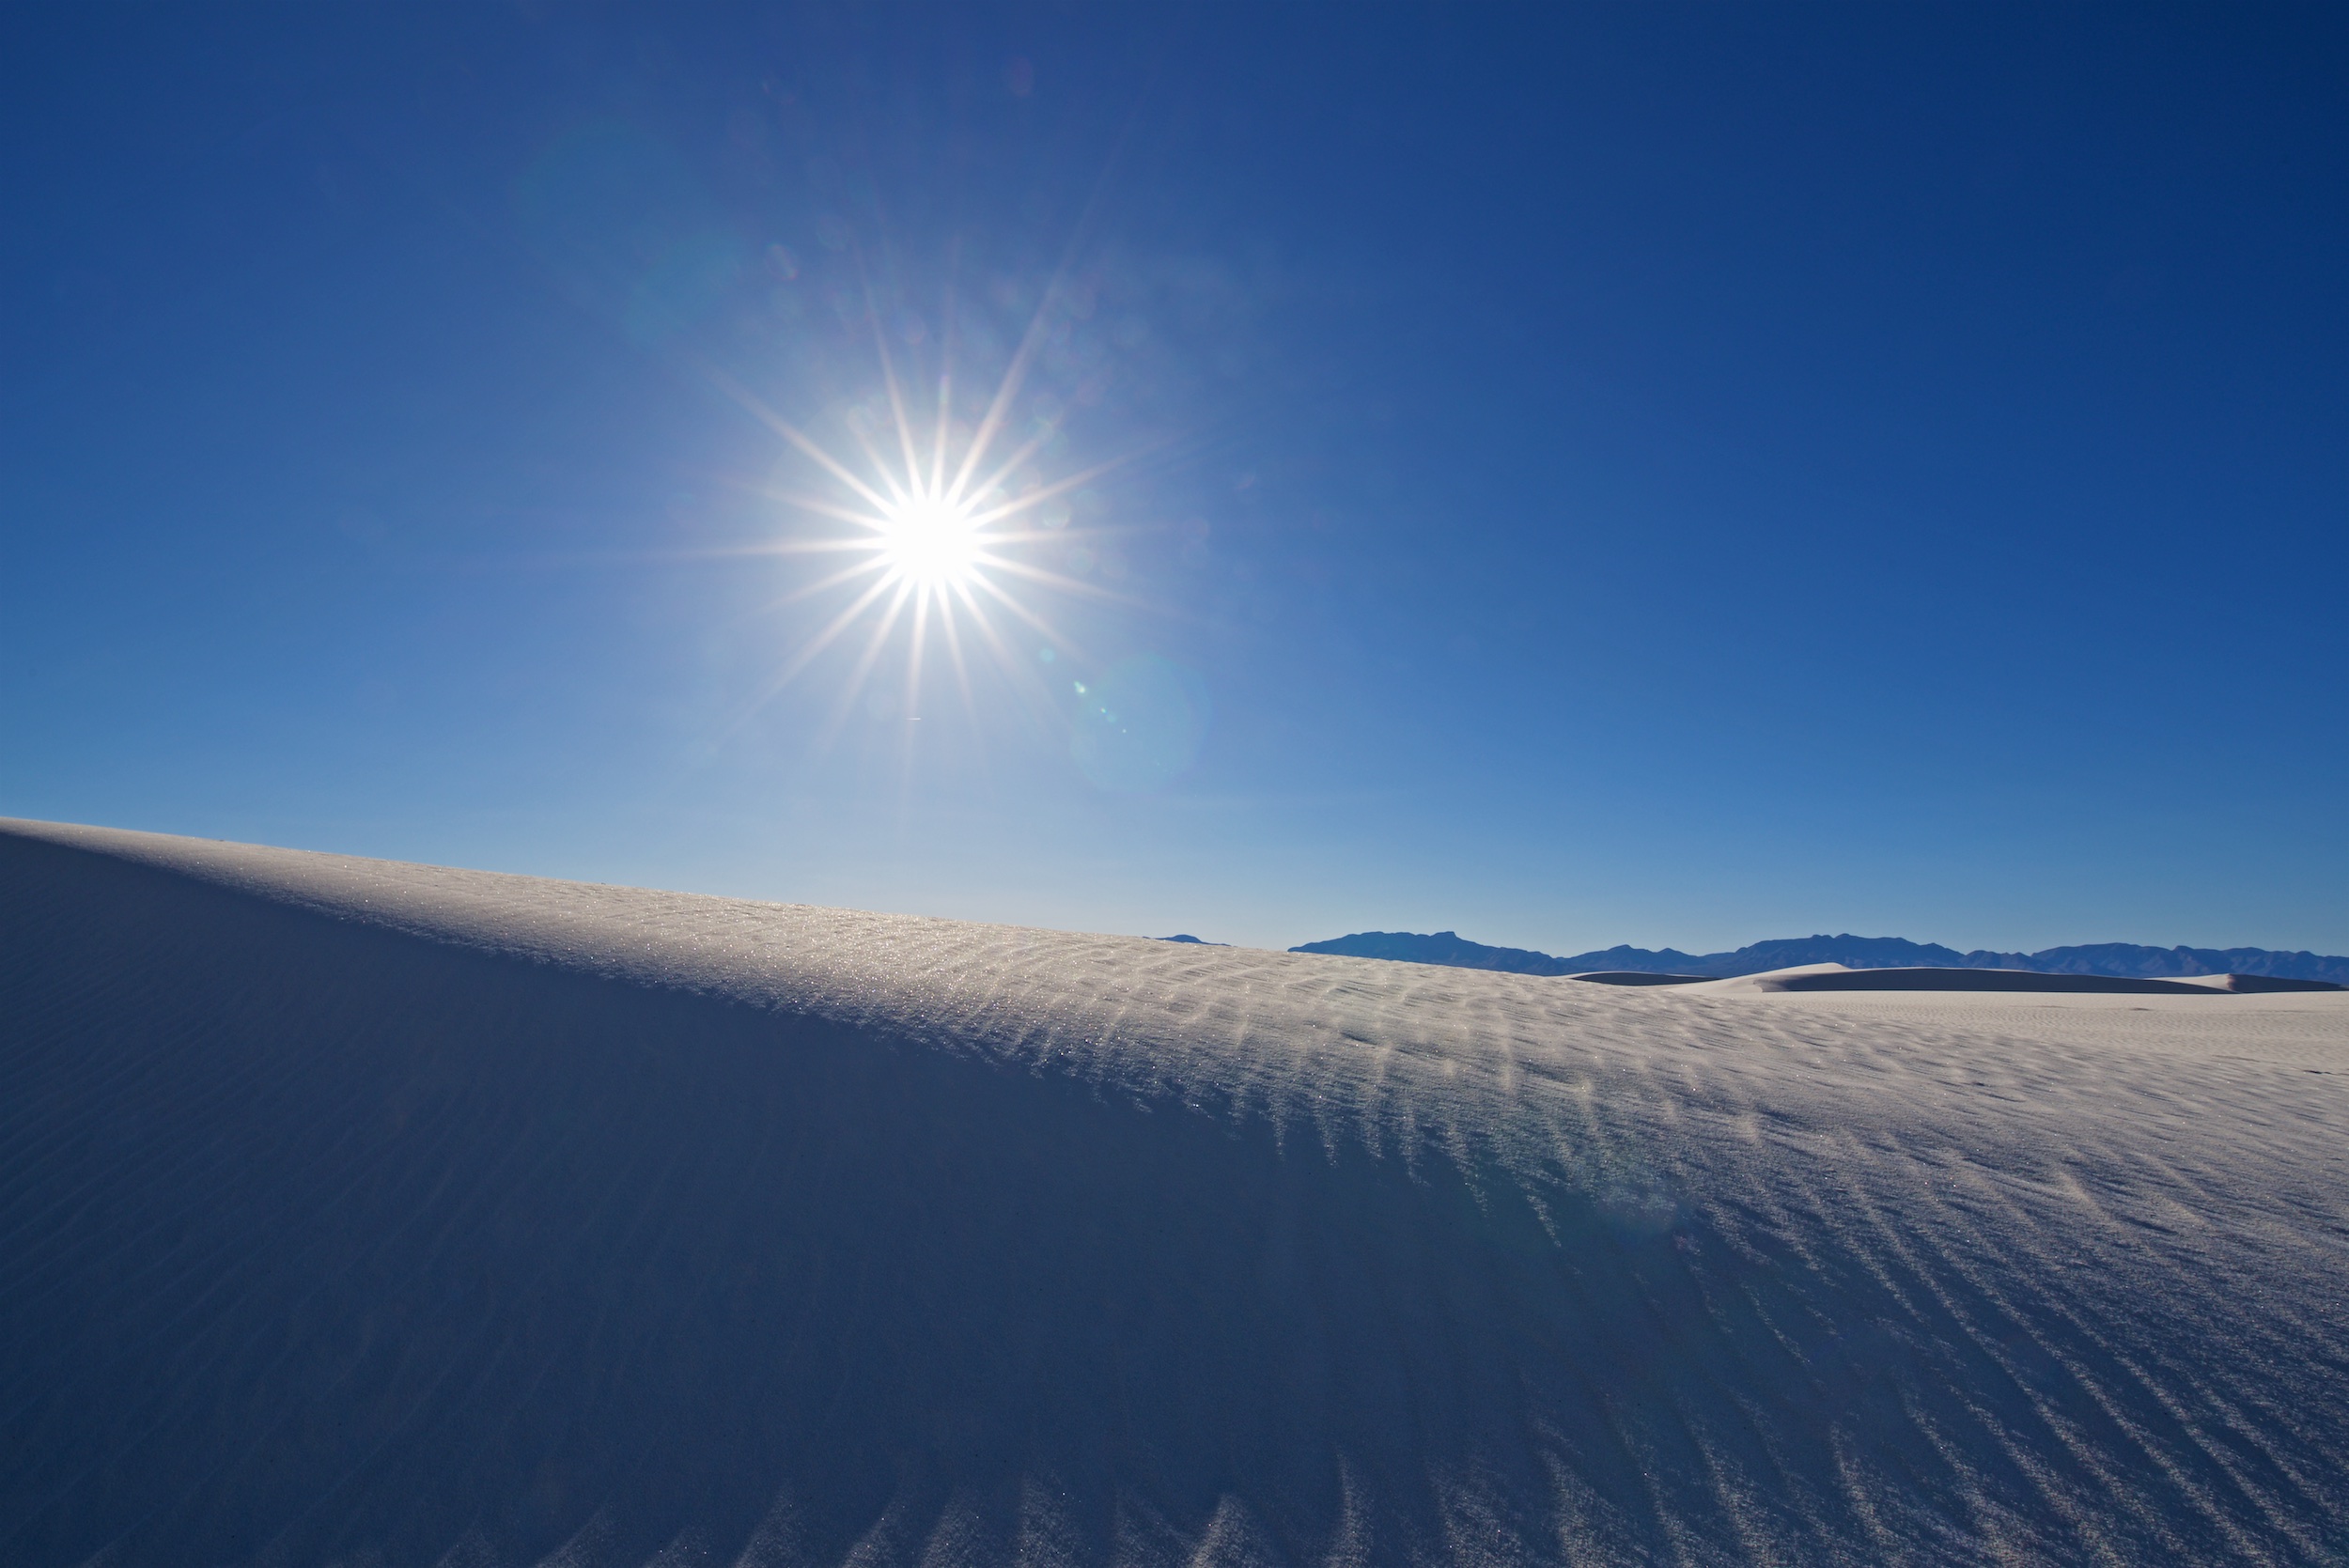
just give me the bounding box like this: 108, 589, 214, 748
1679, 963, 2343, 996
3, 819, 2345, 1568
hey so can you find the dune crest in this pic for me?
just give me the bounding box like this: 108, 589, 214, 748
3, 819, 2345, 1567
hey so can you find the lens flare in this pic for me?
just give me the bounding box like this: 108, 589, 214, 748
703, 277, 1143, 739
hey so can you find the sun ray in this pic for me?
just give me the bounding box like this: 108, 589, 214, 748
766, 571, 897, 685
844, 412, 912, 509
903, 581, 931, 722
948, 580, 1059, 729
929, 357, 954, 500
761, 490, 897, 533
930, 259, 960, 499
966, 571, 1095, 667
714, 569, 901, 742
771, 555, 891, 607
936, 101, 1139, 510
707, 534, 893, 563
699, 364, 901, 517
866, 294, 926, 501
820, 580, 913, 745
977, 555, 1147, 608
706, 558, 882, 638
745, 537, 888, 559
935, 582, 979, 723
929, 376, 954, 498
961, 453, 1142, 529
945, 276, 1064, 506
784, 539, 900, 561
962, 420, 1063, 509
975, 525, 1127, 548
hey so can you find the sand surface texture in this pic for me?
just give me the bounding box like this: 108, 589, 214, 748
3, 819, 2344, 1567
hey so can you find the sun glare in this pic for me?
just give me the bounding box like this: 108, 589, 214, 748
879, 494, 982, 587
706, 287, 1137, 736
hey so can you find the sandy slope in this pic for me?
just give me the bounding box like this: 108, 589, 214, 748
2, 820, 2344, 1568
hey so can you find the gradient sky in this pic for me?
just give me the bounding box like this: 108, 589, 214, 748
5, 3, 2344, 955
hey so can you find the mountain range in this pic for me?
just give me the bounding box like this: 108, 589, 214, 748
1288, 930, 2349, 986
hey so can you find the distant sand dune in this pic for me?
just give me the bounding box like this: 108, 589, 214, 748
1682, 962, 2345, 995
2, 819, 2345, 1567
1561, 970, 1713, 986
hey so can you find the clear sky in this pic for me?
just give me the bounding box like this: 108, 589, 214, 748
4, 3, 2344, 955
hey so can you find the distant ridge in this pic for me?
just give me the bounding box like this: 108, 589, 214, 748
1289, 930, 2349, 986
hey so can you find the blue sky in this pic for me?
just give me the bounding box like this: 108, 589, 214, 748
4, 3, 2343, 955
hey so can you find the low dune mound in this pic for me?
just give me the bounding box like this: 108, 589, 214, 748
1688, 962, 2345, 995
2183, 971, 2346, 993
3, 819, 2345, 1568
1562, 970, 1709, 986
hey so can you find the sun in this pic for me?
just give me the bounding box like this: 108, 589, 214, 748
702, 293, 1137, 734
878, 493, 983, 588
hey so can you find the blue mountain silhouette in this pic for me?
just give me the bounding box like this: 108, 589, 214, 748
1289, 930, 2349, 986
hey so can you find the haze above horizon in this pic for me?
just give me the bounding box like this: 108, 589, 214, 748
3, 3, 2343, 955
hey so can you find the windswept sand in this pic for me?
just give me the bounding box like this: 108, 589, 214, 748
3, 819, 2344, 1567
